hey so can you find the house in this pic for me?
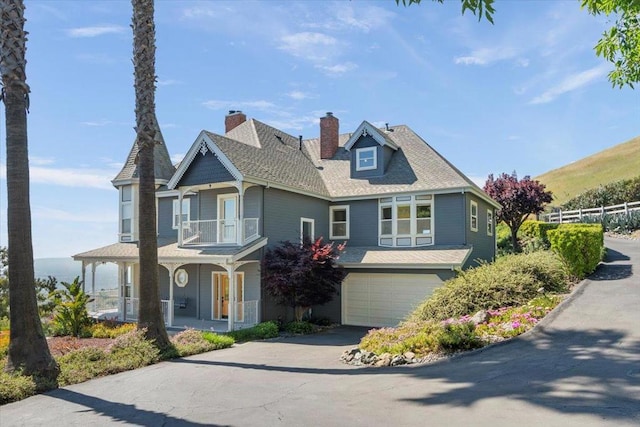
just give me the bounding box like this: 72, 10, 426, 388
74, 111, 500, 330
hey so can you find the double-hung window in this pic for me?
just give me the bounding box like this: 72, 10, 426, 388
120, 186, 133, 241
470, 200, 478, 232
301, 217, 315, 243
487, 210, 494, 236
329, 206, 349, 239
356, 147, 377, 171
379, 195, 433, 247
173, 198, 190, 229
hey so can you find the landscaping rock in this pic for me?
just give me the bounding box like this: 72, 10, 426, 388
403, 351, 416, 361
471, 310, 489, 325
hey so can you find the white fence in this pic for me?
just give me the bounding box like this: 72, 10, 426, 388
235, 300, 259, 327
543, 201, 640, 223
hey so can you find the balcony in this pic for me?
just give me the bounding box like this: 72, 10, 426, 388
181, 218, 259, 246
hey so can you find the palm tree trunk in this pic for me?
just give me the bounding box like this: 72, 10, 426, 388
132, 0, 170, 350
0, 0, 59, 381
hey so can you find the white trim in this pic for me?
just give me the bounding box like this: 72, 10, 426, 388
168, 132, 243, 189
218, 193, 239, 244
344, 121, 399, 151
329, 205, 350, 240
211, 271, 245, 321
378, 194, 434, 247
300, 217, 315, 242
355, 147, 377, 171
487, 210, 494, 236
172, 198, 191, 229
470, 200, 478, 232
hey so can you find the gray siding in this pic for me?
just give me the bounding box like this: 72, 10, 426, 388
244, 186, 263, 235
178, 151, 235, 187
464, 193, 496, 268
434, 193, 465, 245
263, 188, 329, 247
334, 199, 378, 246
157, 194, 197, 239
350, 136, 386, 179
198, 188, 236, 221
159, 264, 199, 318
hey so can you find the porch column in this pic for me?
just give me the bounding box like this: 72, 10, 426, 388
81, 261, 86, 293
160, 263, 179, 327
178, 189, 184, 246
117, 262, 125, 321
91, 262, 97, 313
226, 263, 236, 331
238, 185, 244, 244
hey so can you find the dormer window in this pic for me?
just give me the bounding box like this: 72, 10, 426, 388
356, 147, 377, 171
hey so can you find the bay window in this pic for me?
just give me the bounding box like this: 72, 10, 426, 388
379, 195, 433, 247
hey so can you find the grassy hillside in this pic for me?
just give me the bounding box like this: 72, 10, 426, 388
535, 135, 640, 207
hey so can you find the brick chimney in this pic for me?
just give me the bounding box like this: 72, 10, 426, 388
320, 112, 339, 159
225, 110, 247, 133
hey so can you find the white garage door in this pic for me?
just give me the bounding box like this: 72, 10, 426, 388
342, 273, 442, 327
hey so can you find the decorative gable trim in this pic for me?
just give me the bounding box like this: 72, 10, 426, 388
344, 121, 399, 151
167, 132, 243, 189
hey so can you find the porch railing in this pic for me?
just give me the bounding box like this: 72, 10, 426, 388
235, 300, 259, 327
89, 296, 169, 325
181, 218, 259, 246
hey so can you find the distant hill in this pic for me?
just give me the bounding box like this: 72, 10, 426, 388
34, 258, 118, 290
535, 135, 640, 207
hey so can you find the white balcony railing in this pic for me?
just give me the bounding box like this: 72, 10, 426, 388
181, 218, 259, 246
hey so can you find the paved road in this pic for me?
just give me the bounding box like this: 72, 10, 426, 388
2, 237, 639, 426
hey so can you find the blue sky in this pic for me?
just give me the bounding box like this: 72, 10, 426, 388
0, 0, 638, 258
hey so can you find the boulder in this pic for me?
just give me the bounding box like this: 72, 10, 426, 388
471, 310, 489, 325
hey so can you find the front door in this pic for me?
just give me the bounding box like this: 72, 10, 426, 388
212, 272, 244, 321
218, 195, 237, 243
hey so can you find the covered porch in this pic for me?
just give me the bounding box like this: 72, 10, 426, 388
73, 237, 267, 331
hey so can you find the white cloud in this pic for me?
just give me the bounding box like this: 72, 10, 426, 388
202, 99, 276, 111
454, 47, 519, 66
66, 25, 126, 38
0, 163, 116, 190
29, 156, 55, 166
286, 91, 313, 101
33, 206, 115, 223
157, 79, 182, 86
529, 64, 608, 105
30, 167, 116, 190
81, 119, 113, 127
279, 32, 338, 62
171, 153, 185, 164
334, 5, 394, 33
315, 62, 357, 75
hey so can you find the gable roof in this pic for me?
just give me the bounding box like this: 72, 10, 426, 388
167, 117, 498, 207
303, 124, 497, 206
112, 115, 176, 185
344, 121, 399, 151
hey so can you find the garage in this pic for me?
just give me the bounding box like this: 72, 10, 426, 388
341, 273, 443, 327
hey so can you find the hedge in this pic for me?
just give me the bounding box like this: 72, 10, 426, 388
519, 220, 559, 245
548, 223, 604, 279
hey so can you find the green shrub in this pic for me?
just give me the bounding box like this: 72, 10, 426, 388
284, 321, 315, 334
226, 321, 279, 342
108, 329, 160, 370
50, 277, 93, 337
201, 331, 235, 349
0, 361, 37, 405
496, 222, 513, 255
562, 176, 640, 210
0, 316, 9, 331
438, 321, 483, 351
360, 322, 442, 356
410, 251, 569, 322
168, 329, 234, 357
0, 330, 8, 358
89, 321, 136, 338
548, 224, 604, 278
519, 221, 559, 245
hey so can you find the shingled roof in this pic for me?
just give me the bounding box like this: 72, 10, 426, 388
204, 119, 330, 197
112, 115, 176, 184
302, 124, 490, 200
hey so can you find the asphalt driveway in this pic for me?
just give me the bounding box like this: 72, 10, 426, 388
2, 237, 639, 426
